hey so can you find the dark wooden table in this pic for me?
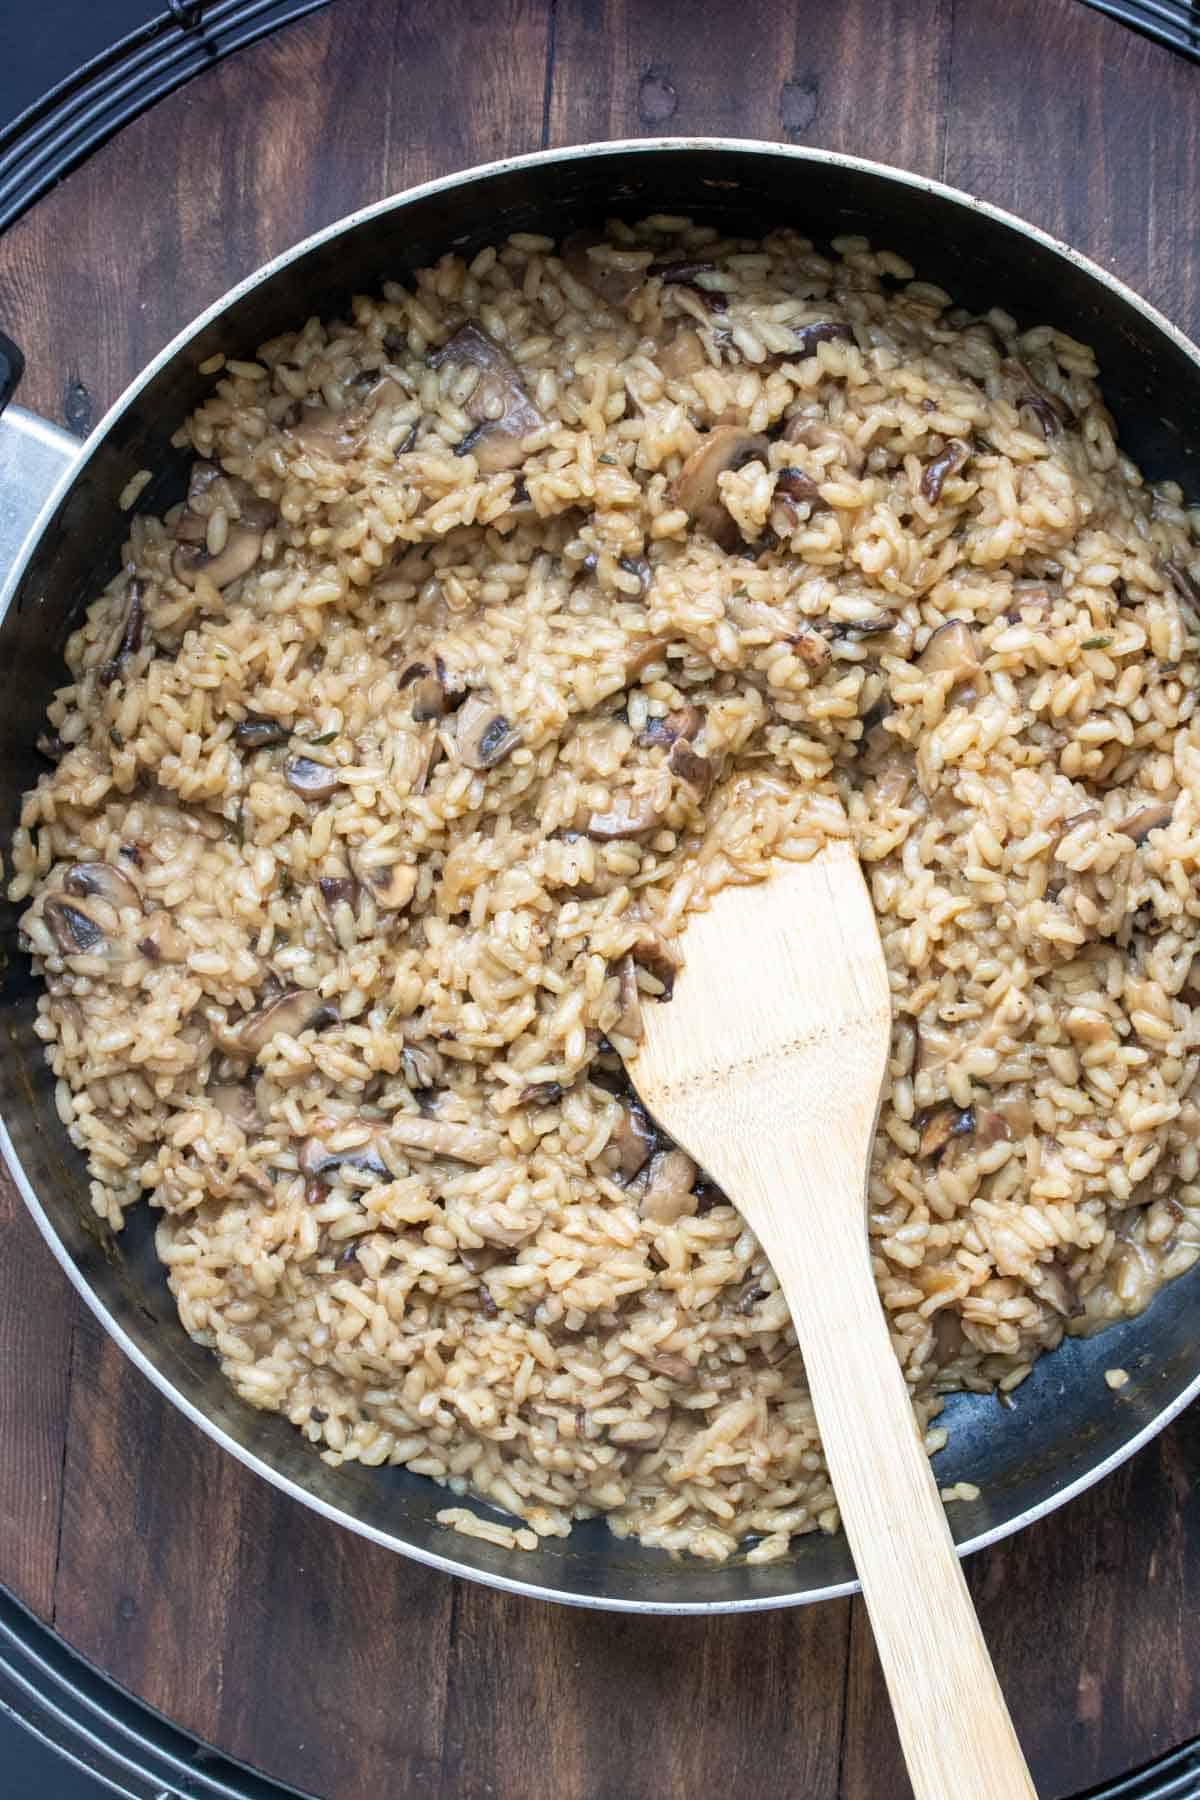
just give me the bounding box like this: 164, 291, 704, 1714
2, 2, 1199, 1794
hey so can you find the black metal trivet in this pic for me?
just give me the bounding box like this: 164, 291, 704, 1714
0, 0, 331, 236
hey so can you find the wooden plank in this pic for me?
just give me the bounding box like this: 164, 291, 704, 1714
53, 1325, 456, 1799
438, 1583, 851, 1800
0, 1166, 80, 1617
547, 0, 950, 176
940, 0, 1200, 338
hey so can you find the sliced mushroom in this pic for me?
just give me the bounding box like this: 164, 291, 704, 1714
300, 1125, 390, 1181
560, 231, 645, 307
43, 896, 108, 956
611, 955, 643, 1042
646, 1349, 693, 1382
63, 862, 142, 911
619, 555, 652, 595
658, 327, 708, 380
585, 790, 664, 840
920, 439, 969, 504
783, 416, 865, 476
397, 654, 458, 722
1032, 1260, 1083, 1319
1005, 359, 1073, 438
385, 1115, 501, 1166
630, 932, 679, 999
318, 874, 359, 914
609, 1099, 656, 1183
918, 619, 980, 698
672, 427, 770, 550
400, 1041, 445, 1090
430, 323, 544, 473
650, 256, 718, 284
787, 320, 855, 359
917, 1103, 975, 1160
1115, 803, 1173, 846
351, 851, 417, 912
770, 465, 825, 533
174, 524, 264, 590
637, 704, 702, 749
98, 581, 145, 687
220, 989, 337, 1057
288, 375, 406, 462
520, 1079, 564, 1106
641, 1149, 698, 1225
668, 739, 713, 797
206, 1082, 260, 1134
235, 713, 289, 750
455, 693, 521, 769
285, 757, 342, 801
459, 1244, 502, 1275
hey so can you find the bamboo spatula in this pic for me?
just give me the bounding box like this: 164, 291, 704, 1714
627, 840, 1036, 1800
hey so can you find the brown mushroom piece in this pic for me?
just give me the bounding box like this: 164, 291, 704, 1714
668, 739, 713, 797
288, 375, 407, 462
174, 524, 264, 590
788, 320, 855, 359
397, 655, 452, 722
42, 896, 108, 956
609, 1099, 656, 1183
658, 327, 708, 380
220, 989, 337, 1057
318, 875, 358, 913
770, 466, 825, 534
455, 693, 521, 770
385, 1115, 501, 1166
520, 1079, 564, 1107
300, 1128, 390, 1181
98, 581, 145, 687
1115, 803, 1174, 846
351, 849, 417, 912
560, 231, 646, 308
917, 1103, 975, 1160
637, 704, 703, 749
641, 1149, 699, 1225
585, 790, 664, 841
918, 619, 981, 701
400, 1042, 445, 1090
1005, 359, 1074, 437
206, 1083, 260, 1135
63, 862, 142, 912
1164, 559, 1200, 613
429, 323, 544, 474
630, 933, 679, 1000
1032, 1260, 1083, 1320
285, 757, 342, 801
235, 714, 289, 750
673, 427, 770, 551
920, 439, 970, 504
611, 955, 643, 1042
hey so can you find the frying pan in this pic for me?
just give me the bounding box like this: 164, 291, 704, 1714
2, 139, 1198, 1613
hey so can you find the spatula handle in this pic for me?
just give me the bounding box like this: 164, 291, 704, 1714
764, 1148, 1036, 1800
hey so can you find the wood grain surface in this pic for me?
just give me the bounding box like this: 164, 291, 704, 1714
1, 1, 1199, 1796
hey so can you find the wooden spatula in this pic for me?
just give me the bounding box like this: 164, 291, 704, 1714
627, 840, 1036, 1800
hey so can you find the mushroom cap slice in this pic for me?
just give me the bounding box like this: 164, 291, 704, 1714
173, 524, 264, 591
218, 989, 337, 1057
585, 789, 663, 841
672, 427, 769, 549
455, 693, 521, 770
430, 322, 544, 473
285, 757, 342, 801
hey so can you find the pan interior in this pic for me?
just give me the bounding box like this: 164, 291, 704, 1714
3, 142, 1198, 1610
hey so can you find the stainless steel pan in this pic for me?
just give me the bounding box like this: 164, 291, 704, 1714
3, 139, 1199, 1613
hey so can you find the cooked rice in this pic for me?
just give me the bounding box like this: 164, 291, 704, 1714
10, 217, 1200, 1563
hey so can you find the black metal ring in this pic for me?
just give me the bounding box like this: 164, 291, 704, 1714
0, 0, 331, 237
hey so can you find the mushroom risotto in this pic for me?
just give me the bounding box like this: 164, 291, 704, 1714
11, 218, 1200, 1563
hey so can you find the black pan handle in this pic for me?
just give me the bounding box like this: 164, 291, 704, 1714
0, 332, 25, 417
